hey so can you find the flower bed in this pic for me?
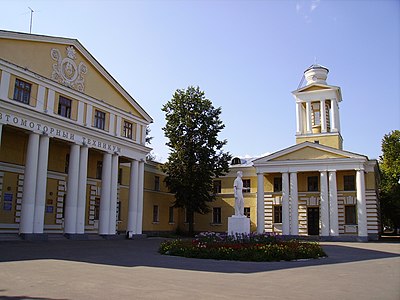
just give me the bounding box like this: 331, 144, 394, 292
159, 232, 326, 262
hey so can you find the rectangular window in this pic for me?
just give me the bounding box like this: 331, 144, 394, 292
243, 179, 251, 193
244, 207, 250, 218
273, 205, 282, 223
123, 121, 133, 139
168, 206, 174, 223
58, 96, 72, 119
96, 161, 102, 179
13, 78, 31, 104
94, 110, 106, 130
345, 205, 357, 225
308, 176, 319, 192
273, 177, 282, 192
212, 207, 222, 224
344, 175, 355, 191
118, 168, 123, 184
213, 180, 221, 194
154, 176, 160, 191
153, 205, 159, 223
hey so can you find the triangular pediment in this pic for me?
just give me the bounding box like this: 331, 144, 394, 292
0, 30, 152, 123
254, 142, 368, 165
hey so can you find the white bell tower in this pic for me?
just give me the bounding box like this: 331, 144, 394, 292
292, 64, 343, 150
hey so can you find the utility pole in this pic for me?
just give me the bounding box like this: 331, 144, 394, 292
28, 7, 34, 34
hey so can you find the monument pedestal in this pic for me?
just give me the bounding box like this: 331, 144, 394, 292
228, 216, 250, 236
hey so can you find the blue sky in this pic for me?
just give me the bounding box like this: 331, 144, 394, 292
1, 0, 399, 162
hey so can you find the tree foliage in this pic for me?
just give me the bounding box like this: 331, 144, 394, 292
162, 86, 231, 235
379, 130, 400, 231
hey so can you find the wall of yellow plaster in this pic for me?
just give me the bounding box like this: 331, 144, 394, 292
296, 135, 342, 149
7, 74, 38, 107
0, 172, 18, 224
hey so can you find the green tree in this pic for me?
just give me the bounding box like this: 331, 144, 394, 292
162, 86, 231, 235
379, 130, 400, 232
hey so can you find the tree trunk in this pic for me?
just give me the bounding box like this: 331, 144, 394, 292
188, 210, 195, 236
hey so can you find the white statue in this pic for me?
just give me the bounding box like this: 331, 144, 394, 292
233, 171, 244, 216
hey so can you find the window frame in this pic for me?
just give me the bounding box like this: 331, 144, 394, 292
168, 206, 174, 224
273, 177, 282, 192
123, 120, 133, 139
13, 78, 32, 104
344, 175, 356, 191
345, 205, 357, 225
212, 207, 222, 224
243, 179, 251, 193
213, 180, 222, 194
273, 205, 283, 223
154, 176, 160, 191
244, 207, 251, 218
307, 176, 319, 192
94, 109, 106, 130
152, 205, 159, 223
58, 96, 72, 119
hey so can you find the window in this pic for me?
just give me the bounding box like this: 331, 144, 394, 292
152, 205, 159, 223
212, 207, 222, 224
13, 78, 31, 104
118, 168, 123, 184
273, 205, 282, 223
344, 175, 355, 191
231, 157, 242, 165
244, 207, 250, 218
58, 96, 72, 119
213, 180, 221, 194
273, 177, 282, 192
308, 176, 319, 192
243, 179, 251, 193
96, 161, 102, 179
168, 206, 174, 223
123, 121, 133, 139
345, 205, 357, 225
94, 110, 106, 130
154, 176, 160, 191
94, 198, 100, 220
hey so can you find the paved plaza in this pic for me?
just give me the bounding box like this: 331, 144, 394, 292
0, 237, 399, 300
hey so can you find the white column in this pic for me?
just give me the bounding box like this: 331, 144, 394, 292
141, 126, 146, 144
127, 160, 139, 234
0, 71, 11, 100
136, 160, 145, 234
331, 99, 340, 132
64, 144, 80, 234
108, 154, 119, 234
306, 102, 312, 133
320, 99, 327, 133
256, 173, 265, 234
356, 169, 368, 237
99, 152, 112, 235
320, 171, 329, 236
33, 135, 50, 233
76, 146, 88, 234
328, 171, 339, 236
282, 172, 290, 235
20, 133, 40, 234
296, 102, 302, 134
290, 172, 298, 235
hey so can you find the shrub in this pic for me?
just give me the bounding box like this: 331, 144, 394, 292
159, 232, 326, 262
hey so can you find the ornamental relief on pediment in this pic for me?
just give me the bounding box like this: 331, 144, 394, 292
50, 46, 87, 92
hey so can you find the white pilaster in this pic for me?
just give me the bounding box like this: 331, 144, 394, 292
85, 104, 93, 126
76, 146, 88, 234
127, 160, 139, 234
141, 126, 146, 144
290, 172, 298, 235
46, 90, 55, 114
320, 99, 327, 133
36, 86, 46, 112
282, 172, 290, 235
331, 99, 340, 132
256, 173, 265, 234
33, 135, 49, 233
0, 71, 11, 100
64, 144, 80, 234
108, 154, 119, 234
320, 171, 329, 236
296, 102, 302, 134
77, 101, 85, 125
328, 171, 339, 236
115, 116, 122, 137
0, 123, 3, 148
136, 160, 145, 233
99, 152, 112, 235
356, 169, 368, 237
306, 101, 312, 133
135, 124, 141, 143
20, 133, 40, 234
109, 114, 115, 135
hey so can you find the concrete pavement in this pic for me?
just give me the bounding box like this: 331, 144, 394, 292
0, 237, 399, 299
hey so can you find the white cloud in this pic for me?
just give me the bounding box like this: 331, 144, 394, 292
310, 0, 320, 12
296, 2, 301, 13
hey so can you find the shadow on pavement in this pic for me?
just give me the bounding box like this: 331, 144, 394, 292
0, 238, 398, 274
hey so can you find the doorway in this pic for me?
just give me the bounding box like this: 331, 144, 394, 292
307, 207, 320, 235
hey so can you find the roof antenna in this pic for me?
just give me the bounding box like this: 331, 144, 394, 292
28, 7, 34, 34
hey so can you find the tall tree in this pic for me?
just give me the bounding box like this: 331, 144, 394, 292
162, 86, 231, 235
379, 130, 400, 232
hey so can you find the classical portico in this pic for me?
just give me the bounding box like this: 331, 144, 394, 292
0, 31, 152, 239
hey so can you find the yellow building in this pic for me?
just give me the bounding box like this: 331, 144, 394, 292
0, 30, 380, 241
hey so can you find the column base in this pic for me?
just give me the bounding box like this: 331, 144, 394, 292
19, 233, 48, 240
126, 232, 147, 239
228, 216, 250, 236
64, 233, 89, 240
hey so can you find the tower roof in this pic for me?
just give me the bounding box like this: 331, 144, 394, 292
304, 63, 329, 73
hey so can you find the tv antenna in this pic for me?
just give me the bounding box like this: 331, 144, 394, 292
28, 7, 34, 34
